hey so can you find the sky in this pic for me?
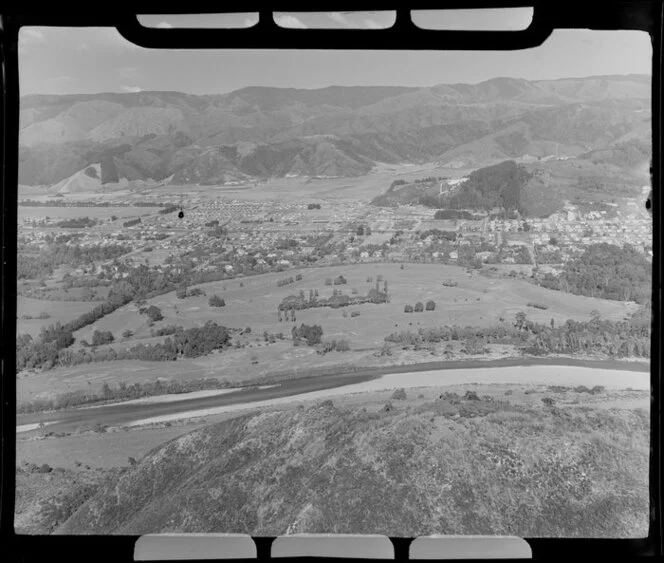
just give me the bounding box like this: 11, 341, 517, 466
18, 10, 652, 96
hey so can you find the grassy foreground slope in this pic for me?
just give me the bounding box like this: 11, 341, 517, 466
57, 395, 648, 537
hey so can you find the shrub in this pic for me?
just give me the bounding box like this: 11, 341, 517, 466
391, 388, 407, 400
122, 329, 133, 339
404, 304, 414, 313
590, 385, 605, 394
504, 390, 513, 396
209, 295, 226, 307
128, 457, 138, 466
351, 311, 360, 318
145, 305, 163, 322
91, 330, 114, 347
334, 275, 347, 285
383, 401, 393, 412
464, 390, 480, 401
574, 385, 591, 393
414, 302, 424, 313
542, 397, 556, 407
295, 274, 303, 281
425, 300, 436, 311
324, 278, 333, 286
38, 464, 53, 474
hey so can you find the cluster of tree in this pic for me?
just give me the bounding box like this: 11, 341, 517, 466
433, 210, 479, 220
419, 229, 457, 242
176, 286, 206, 299
152, 325, 178, 336
535, 246, 563, 264
58, 322, 232, 367
159, 205, 179, 215
209, 295, 226, 307
90, 330, 114, 346
444, 160, 532, 213
307, 203, 322, 210
404, 300, 436, 313
277, 276, 296, 287
55, 217, 98, 228
539, 243, 651, 303
139, 305, 164, 322
279, 283, 388, 312
16, 286, 135, 372
385, 308, 650, 359
527, 302, 549, 310
123, 217, 141, 228
17, 241, 131, 280
316, 339, 351, 354
292, 323, 323, 346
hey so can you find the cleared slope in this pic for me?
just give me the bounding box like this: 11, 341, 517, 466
57, 396, 648, 536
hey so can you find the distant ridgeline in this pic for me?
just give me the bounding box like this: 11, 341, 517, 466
372, 161, 531, 215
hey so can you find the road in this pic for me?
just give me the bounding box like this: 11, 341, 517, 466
16, 357, 649, 434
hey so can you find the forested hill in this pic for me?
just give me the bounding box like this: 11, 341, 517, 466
446, 160, 532, 213
370, 160, 532, 214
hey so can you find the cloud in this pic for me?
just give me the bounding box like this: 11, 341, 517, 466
121, 86, 142, 93
156, 21, 174, 29
274, 14, 308, 29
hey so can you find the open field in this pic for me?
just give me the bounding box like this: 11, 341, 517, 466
17, 297, 100, 337
18, 206, 162, 221
144, 163, 474, 204
73, 263, 638, 349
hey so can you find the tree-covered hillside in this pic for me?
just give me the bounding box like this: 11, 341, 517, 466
446, 160, 532, 213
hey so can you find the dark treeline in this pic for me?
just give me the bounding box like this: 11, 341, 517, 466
16, 286, 135, 372
279, 286, 388, 311
55, 217, 98, 229
539, 243, 651, 304
46, 322, 232, 370
385, 308, 650, 359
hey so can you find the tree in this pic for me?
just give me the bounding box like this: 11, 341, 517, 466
404, 304, 414, 313
145, 305, 163, 322
92, 330, 114, 346
514, 311, 528, 331
122, 329, 134, 339
209, 295, 226, 307
425, 300, 436, 311
414, 302, 424, 313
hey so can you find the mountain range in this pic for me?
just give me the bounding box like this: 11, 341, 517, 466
19, 75, 651, 188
